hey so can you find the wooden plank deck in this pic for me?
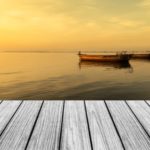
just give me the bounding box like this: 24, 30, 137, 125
0, 100, 150, 150
86, 101, 123, 150
106, 101, 150, 150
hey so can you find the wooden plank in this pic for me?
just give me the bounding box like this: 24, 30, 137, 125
0, 101, 22, 135
127, 101, 150, 136
26, 101, 64, 150
106, 101, 150, 150
0, 101, 43, 150
86, 101, 123, 150
146, 101, 150, 106
60, 101, 92, 150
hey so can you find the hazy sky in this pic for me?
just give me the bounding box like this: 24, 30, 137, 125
0, 0, 150, 51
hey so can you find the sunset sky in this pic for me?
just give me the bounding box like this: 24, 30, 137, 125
0, 0, 150, 51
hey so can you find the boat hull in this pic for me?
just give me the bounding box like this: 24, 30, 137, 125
131, 54, 150, 59
79, 54, 130, 62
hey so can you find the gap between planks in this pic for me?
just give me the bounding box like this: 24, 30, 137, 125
0, 101, 43, 150
106, 101, 150, 150
85, 101, 124, 150
26, 101, 64, 150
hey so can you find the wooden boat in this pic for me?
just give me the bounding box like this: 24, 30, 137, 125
78, 52, 131, 62
131, 53, 150, 59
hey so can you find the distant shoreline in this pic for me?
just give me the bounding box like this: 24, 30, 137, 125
0, 50, 150, 54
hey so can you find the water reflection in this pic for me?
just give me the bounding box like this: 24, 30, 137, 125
2, 53, 150, 99
79, 60, 131, 68
79, 61, 133, 73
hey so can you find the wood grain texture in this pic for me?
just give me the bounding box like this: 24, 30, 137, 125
127, 101, 150, 136
106, 101, 150, 150
86, 101, 123, 150
0, 101, 43, 150
0, 101, 22, 135
26, 101, 64, 150
60, 101, 92, 150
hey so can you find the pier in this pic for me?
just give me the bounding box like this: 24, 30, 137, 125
0, 100, 150, 150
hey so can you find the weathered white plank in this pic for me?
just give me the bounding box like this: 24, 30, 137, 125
106, 101, 150, 150
0, 101, 43, 150
0, 101, 22, 134
146, 101, 150, 106
26, 101, 64, 150
127, 101, 150, 136
86, 101, 123, 150
60, 101, 91, 150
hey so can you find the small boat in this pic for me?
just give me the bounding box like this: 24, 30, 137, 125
131, 53, 150, 59
78, 52, 131, 62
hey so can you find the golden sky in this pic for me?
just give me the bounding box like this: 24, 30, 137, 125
0, 0, 150, 51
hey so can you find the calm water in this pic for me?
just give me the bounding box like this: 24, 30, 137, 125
0, 52, 150, 99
